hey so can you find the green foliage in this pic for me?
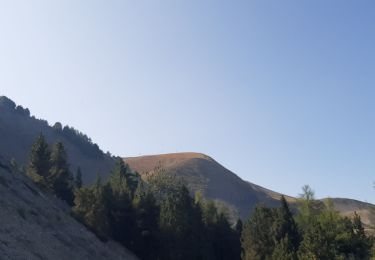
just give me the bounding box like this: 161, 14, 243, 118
242, 205, 276, 259
27, 133, 51, 189
274, 196, 300, 253
272, 236, 297, 260
49, 142, 74, 205
75, 167, 83, 189
73, 177, 111, 240
132, 183, 160, 260
241, 187, 374, 260
62, 126, 103, 159
158, 184, 204, 259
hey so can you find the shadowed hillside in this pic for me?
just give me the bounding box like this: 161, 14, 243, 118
125, 153, 375, 226
0, 157, 137, 260
0, 96, 115, 184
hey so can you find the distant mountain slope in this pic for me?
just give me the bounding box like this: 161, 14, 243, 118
0, 96, 115, 184
125, 153, 281, 219
0, 157, 137, 260
125, 153, 375, 227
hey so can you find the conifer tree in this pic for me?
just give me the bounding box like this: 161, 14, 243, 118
132, 183, 160, 259
49, 142, 74, 205
75, 167, 83, 189
73, 176, 111, 240
273, 196, 300, 253
351, 212, 373, 259
27, 133, 51, 189
107, 159, 137, 249
159, 184, 205, 260
241, 205, 276, 260
235, 219, 243, 237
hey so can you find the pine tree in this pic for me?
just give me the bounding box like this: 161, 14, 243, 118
132, 183, 160, 259
273, 196, 300, 253
75, 167, 83, 189
235, 219, 243, 237
73, 176, 111, 240
107, 159, 137, 249
159, 184, 205, 260
27, 133, 51, 189
272, 236, 297, 260
351, 212, 373, 259
241, 205, 276, 260
49, 142, 74, 205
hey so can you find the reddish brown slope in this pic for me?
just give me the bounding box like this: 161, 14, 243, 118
125, 153, 281, 219
125, 153, 375, 227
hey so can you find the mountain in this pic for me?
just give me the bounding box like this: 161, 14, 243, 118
125, 152, 375, 227
125, 153, 281, 219
0, 157, 137, 260
0, 96, 115, 184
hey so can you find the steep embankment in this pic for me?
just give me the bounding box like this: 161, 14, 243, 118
125, 153, 375, 226
0, 158, 137, 260
0, 96, 115, 184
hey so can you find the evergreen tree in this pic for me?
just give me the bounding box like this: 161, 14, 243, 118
107, 159, 137, 250
49, 142, 74, 205
273, 196, 300, 253
241, 205, 276, 260
75, 167, 83, 189
235, 219, 243, 237
132, 183, 160, 259
351, 212, 373, 259
27, 133, 51, 189
73, 176, 111, 240
159, 184, 205, 260
272, 236, 297, 260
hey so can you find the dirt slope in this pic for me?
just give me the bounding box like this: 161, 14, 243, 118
0, 158, 137, 260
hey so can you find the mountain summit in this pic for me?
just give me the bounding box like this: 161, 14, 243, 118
126, 152, 283, 219
125, 152, 375, 227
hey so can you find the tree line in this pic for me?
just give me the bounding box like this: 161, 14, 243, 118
25, 134, 374, 259
26, 134, 241, 260
241, 185, 373, 259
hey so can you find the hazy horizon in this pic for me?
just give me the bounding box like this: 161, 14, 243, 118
1, 1, 374, 203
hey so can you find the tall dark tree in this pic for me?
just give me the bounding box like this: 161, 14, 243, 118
159, 184, 205, 260
235, 219, 243, 237
273, 196, 300, 253
73, 176, 111, 240
241, 205, 276, 260
132, 183, 160, 259
107, 159, 137, 250
27, 133, 51, 189
49, 142, 74, 205
75, 167, 83, 189
350, 212, 373, 259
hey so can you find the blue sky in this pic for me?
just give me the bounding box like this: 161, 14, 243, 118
1, 1, 374, 202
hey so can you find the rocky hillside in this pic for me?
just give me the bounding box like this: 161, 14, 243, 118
0, 96, 115, 184
125, 153, 375, 227
0, 157, 137, 260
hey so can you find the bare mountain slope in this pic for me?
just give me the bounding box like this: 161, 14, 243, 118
125, 153, 375, 226
125, 153, 281, 219
0, 158, 137, 260
0, 96, 115, 184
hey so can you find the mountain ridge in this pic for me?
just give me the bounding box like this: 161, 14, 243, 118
125, 152, 375, 227
0, 96, 116, 184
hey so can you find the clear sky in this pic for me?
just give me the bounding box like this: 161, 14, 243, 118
1, 1, 374, 202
